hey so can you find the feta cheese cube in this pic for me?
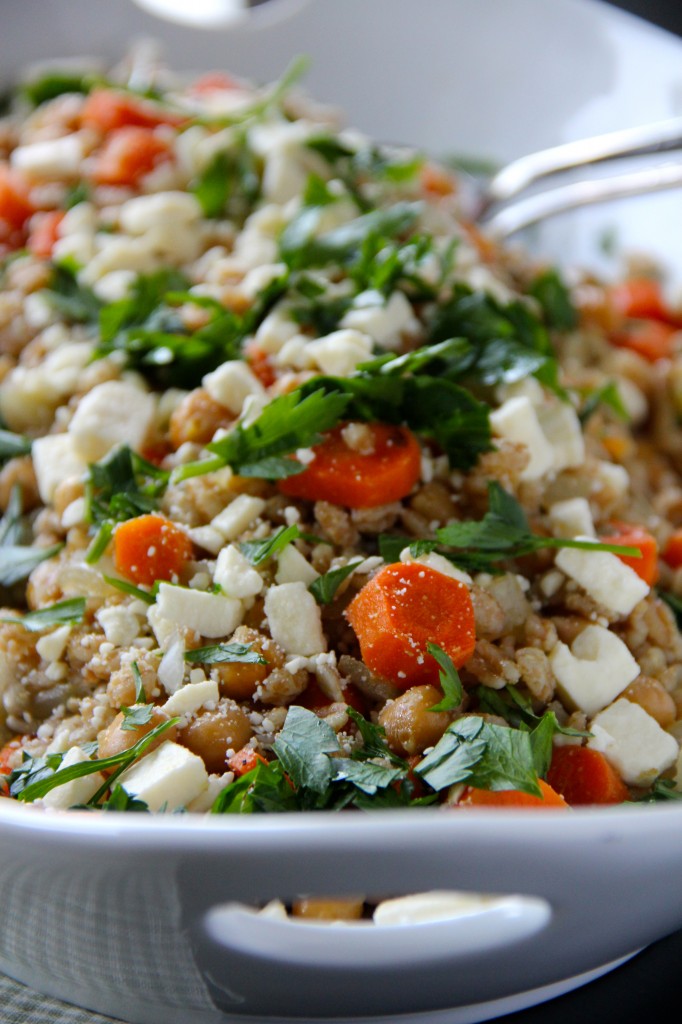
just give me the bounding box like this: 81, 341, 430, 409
214, 544, 264, 598
548, 498, 596, 539
536, 401, 585, 471
11, 133, 87, 180
95, 605, 141, 647
264, 582, 326, 655
156, 583, 243, 639
340, 289, 419, 351
555, 540, 649, 616
36, 625, 72, 663
275, 544, 319, 586
306, 329, 374, 376
120, 191, 202, 234
489, 396, 554, 480
399, 547, 472, 586
119, 740, 208, 812
254, 307, 299, 354
588, 698, 679, 785
68, 380, 156, 461
549, 624, 639, 716
210, 494, 266, 541
162, 678, 220, 717
41, 746, 106, 810
203, 360, 265, 415
31, 433, 87, 503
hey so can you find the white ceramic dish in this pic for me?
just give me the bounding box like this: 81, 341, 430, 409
3, 1, 682, 1021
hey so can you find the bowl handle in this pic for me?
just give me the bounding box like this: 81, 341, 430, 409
204, 891, 551, 968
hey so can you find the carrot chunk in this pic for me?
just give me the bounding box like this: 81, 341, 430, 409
228, 746, 268, 777
345, 562, 476, 688
113, 514, 193, 586
663, 528, 682, 569
599, 521, 658, 585
0, 164, 35, 252
609, 277, 675, 323
278, 423, 421, 509
546, 745, 628, 806
91, 127, 173, 187
81, 88, 186, 132
610, 318, 678, 362
458, 779, 569, 809
27, 209, 65, 259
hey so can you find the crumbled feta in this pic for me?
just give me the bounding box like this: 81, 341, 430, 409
68, 380, 156, 461
119, 740, 208, 812
156, 583, 243, 639
264, 582, 326, 655
275, 544, 319, 586
548, 498, 596, 539
210, 494, 266, 541
214, 544, 264, 598
162, 678, 220, 717
490, 396, 554, 480
306, 329, 373, 377
41, 746, 105, 810
254, 307, 299, 354
340, 289, 419, 350
588, 698, 679, 785
399, 547, 472, 586
555, 540, 649, 616
549, 624, 639, 716
95, 605, 141, 647
203, 360, 265, 415
537, 401, 585, 471
31, 433, 87, 504
36, 625, 72, 663
11, 133, 87, 179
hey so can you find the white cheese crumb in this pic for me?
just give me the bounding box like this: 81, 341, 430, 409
35, 625, 72, 663
210, 494, 266, 541
119, 740, 208, 812
68, 380, 156, 462
555, 539, 649, 616
162, 678, 220, 717
306, 329, 374, 376
156, 583, 243, 639
41, 746, 105, 810
264, 582, 326, 655
203, 360, 265, 415
548, 498, 596, 539
31, 434, 87, 504
490, 396, 554, 481
275, 544, 319, 586
549, 624, 639, 716
214, 544, 264, 598
588, 698, 679, 785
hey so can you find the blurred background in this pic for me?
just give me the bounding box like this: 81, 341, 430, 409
609, 0, 682, 34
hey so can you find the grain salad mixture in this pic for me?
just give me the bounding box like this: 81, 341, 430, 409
1, 55, 682, 816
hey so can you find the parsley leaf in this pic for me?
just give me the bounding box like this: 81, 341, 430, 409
120, 704, 155, 731
579, 381, 629, 424
0, 597, 85, 632
175, 388, 351, 482
100, 785, 150, 812
0, 429, 31, 464
103, 575, 156, 605
426, 643, 464, 711
239, 524, 303, 565
21, 70, 93, 107
184, 642, 267, 665
0, 543, 62, 588
42, 264, 102, 324
527, 268, 578, 332
332, 757, 404, 796
212, 759, 298, 814
416, 716, 542, 797
190, 137, 260, 221
309, 560, 362, 605
132, 661, 146, 704
272, 705, 340, 795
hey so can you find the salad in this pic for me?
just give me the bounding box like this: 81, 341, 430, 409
0, 54, 681, 815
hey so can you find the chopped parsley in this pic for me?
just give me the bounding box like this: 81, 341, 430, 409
309, 560, 363, 605
0, 597, 85, 632
0, 428, 32, 464
184, 642, 267, 665
239, 524, 303, 565
120, 704, 156, 731
426, 643, 464, 711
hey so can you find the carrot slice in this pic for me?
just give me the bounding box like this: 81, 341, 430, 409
81, 88, 186, 132
189, 71, 241, 95
27, 209, 65, 259
346, 562, 476, 688
609, 277, 676, 323
113, 514, 193, 586
546, 745, 628, 806
0, 164, 35, 252
599, 521, 658, 585
610, 318, 678, 362
228, 746, 268, 777
91, 127, 173, 187
663, 528, 682, 569
458, 779, 569, 809
278, 423, 421, 509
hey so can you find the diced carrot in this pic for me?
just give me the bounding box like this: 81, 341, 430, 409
113, 513, 193, 586
420, 162, 457, 197
663, 528, 682, 569
610, 318, 678, 362
80, 88, 186, 132
600, 433, 633, 463
189, 71, 241, 95
91, 127, 173, 187
460, 219, 497, 263
609, 277, 676, 324
228, 746, 268, 777
139, 442, 172, 467
244, 340, 277, 388
27, 209, 65, 259
599, 520, 658, 585
278, 423, 421, 509
0, 164, 35, 252
346, 562, 476, 688
457, 779, 569, 810
546, 745, 628, 806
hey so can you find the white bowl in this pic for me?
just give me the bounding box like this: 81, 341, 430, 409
2, 2, 682, 1022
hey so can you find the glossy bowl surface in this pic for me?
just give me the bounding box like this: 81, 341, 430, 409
3, 1, 682, 1020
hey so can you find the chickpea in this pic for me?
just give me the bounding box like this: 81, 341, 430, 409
178, 699, 253, 773
169, 388, 232, 448
107, 656, 158, 709
97, 707, 176, 760
378, 685, 453, 757
291, 897, 365, 921
622, 677, 677, 729
213, 627, 284, 700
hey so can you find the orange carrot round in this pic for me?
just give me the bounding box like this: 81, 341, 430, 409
27, 210, 65, 259
345, 562, 476, 688
610, 318, 678, 362
278, 423, 421, 509
113, 514, 193, 586
91, 127, 173, 187
546, 745, 628, 806
81, 88, 186, 133
457, 779, 569, 810
0, 164, 34, 253
663, 528, 682, 569
599, 521, 658, 585
609, 277, 676, 324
